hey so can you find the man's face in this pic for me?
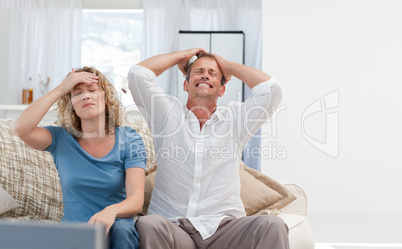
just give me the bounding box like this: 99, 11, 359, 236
184, 57, 225, 99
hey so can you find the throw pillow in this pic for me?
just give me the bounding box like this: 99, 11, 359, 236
240, 161, 297, 214
239, 167, 283, 215
0, 186, 20, 214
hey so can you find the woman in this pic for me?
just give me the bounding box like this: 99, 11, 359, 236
13, 67, 146, 249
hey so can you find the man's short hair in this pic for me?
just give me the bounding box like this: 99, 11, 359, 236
185, 53, 226, 86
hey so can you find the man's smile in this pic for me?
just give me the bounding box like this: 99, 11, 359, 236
196, 82, 213, 88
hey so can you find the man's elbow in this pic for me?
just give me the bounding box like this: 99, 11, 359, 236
271, 83, 282, 106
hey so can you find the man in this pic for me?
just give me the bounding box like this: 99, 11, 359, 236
128, 48, 289, 249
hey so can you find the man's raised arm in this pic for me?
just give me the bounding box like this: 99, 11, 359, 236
138, 48, 206, 76
212, 53, 272, 89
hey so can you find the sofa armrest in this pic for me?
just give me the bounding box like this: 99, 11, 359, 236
279, 182, 308, 217
277, 183, 315, 249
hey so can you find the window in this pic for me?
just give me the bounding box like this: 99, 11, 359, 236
81, 9, 143, 106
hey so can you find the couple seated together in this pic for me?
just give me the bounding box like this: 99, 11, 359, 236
13, 48, 288, 249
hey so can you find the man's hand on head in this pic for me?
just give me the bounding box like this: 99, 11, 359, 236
211, 53, 232, 84
177, 48, 206, 75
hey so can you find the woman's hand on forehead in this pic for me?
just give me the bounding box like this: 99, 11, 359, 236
59, 68, 99, 94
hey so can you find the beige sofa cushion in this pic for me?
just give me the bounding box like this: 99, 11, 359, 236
0, 119, 63, 220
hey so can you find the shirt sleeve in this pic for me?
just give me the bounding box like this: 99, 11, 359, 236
251, 77, 279, 96
127, 65, 165, 119
127, 64, 186, 136
123, 127, 147, 171
43, 125, 65, 153
232, 77, 282, 147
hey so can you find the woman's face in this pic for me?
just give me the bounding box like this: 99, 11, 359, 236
70, 83, 106, 120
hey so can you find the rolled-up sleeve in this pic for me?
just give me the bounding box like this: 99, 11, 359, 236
235, 77, 282, 146
127, 65, 185, 136
127, 65, 158, 111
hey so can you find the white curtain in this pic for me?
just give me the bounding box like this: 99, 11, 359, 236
141, 0, 190, 94
0, 0, 82, 101
142, 0, 263, 169
142, 0, 262, 94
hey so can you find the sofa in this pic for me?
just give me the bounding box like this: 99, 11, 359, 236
0, 114, 315, 249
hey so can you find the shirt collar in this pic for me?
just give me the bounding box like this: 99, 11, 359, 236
183, 105, 225, 121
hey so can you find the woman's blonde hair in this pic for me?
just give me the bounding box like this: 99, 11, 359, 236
56, 66, 123, 138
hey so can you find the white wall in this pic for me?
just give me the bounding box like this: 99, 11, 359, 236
262, 0, 402, 243
0, 8, 21, 105
0, 8, 10, 104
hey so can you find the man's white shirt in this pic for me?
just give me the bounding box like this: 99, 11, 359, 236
128, 65, 282, 240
